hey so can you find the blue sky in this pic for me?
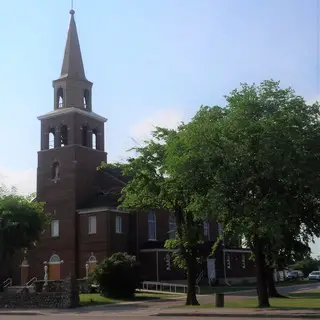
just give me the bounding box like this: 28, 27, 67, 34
0, 0, 319, 254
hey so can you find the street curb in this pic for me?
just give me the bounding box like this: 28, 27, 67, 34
0, 312, 45, 316
153, 312, 320, 318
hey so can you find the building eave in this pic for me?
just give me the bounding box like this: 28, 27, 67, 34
37, 107, 107, 122
77, 206, 129, 214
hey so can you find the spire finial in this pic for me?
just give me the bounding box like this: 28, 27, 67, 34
70, 0, 75, 15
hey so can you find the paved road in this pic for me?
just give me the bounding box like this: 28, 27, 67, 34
227, 281, 320, 297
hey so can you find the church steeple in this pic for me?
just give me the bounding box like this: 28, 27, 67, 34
60, 10, 86, 80
52, 9, 92, 111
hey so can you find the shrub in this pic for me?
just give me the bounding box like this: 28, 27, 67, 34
90, 252, 140, 299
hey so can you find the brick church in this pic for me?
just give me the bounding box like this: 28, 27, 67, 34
12, 9, 255, 286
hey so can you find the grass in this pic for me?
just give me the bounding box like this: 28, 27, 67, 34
79, 291, 179, 306
199, 285, 254, 295
198, 279, 309, 295
180, 290, 320, 310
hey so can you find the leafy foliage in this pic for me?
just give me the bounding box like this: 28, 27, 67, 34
99, 129, 204, 305
0, 188, 48, 290
164, 80, 320, 307
90, 252, 140, 299
0, 191, 48, 260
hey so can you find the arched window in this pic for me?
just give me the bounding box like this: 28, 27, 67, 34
49, 128, 55, 149
49, 254, 61, 265
57, 88, 64, 108
88, 255, 97, 264
148, 212, 156, 240
168, 213, 176, 239
60, 125, 68, 147
51, 161, 60, 182
83, 89, 90, 109
82, 125, 88, 146
92, 129, 97, 150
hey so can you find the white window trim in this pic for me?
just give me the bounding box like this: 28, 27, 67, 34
88, 216, 97, 235
116, 215, 122, 234
51, 220, 59, 238
148, 212, 157, 241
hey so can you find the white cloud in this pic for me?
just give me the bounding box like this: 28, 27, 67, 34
0, 166, 36, 195
130, 109, 186, 143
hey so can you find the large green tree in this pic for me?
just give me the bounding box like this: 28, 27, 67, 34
0, 187, 48, 289
165, 80, 320, 307
99, 129, 204, 305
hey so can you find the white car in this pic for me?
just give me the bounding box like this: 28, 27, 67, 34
308, 271, 320, 281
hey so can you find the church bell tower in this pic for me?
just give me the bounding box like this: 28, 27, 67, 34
35, 9, 107, 279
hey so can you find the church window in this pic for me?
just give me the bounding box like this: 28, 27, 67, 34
165, 253, 171, 271
88, 216, 97, 234
49, 254, 61, 264
242, 254, 246, 268
226, 254, 231, 269
116, 215, 122, 234
83, 89, 90, 109
92, 129, 97, 150
51, 161, 60, 182
51, 220, 59, 237
49, 128, 55, 149
148, 212, 157, 240
60, 125, 68, 147
82, 125, 88, 147
57, 88, 64, 108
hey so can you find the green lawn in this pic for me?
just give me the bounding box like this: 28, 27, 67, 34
199, 285, 253, 295
182, 290, 320, 310
199, 280, 309, 295
80, 292, 179, 306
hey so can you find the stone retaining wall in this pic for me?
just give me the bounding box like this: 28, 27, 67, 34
0, 275, 79, 309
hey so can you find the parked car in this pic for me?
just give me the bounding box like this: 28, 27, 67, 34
308, 271, 320, 281
286, 270, 304, 280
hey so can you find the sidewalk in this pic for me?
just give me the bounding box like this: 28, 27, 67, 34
154, 307, 320, 318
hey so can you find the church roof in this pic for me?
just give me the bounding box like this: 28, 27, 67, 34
60, 10, 86, 80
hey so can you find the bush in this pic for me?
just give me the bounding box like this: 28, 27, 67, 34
90, 252, 140, 299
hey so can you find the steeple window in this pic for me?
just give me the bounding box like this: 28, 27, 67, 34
57, 88, 64, 109
49, 128, 55, 149
60, 125, 68, 147
92, 129, 97, 150
51, 161, 60, 183
83, 89, 90, 110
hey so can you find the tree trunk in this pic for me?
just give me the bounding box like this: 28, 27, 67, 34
254, 243, 270, 308
267, 267, 287, 298
185, 255, 199, 306
0, 255, 8, 292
